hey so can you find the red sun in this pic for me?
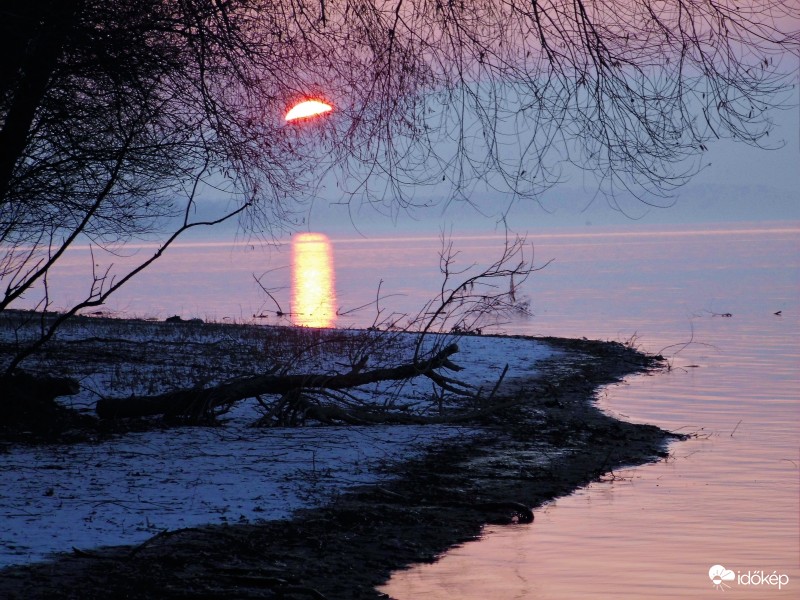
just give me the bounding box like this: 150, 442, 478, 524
285, 100, 333, 122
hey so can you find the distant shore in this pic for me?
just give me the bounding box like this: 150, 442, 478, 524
0, 315, 681, 598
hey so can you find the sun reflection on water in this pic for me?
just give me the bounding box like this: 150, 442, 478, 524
291, 233, 336, 328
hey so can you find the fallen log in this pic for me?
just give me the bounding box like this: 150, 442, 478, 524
96, 343, 462, 421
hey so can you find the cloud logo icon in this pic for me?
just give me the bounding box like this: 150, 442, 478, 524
709, 564, 736, 589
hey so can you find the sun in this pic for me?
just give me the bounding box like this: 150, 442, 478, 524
285, 99, 333, 122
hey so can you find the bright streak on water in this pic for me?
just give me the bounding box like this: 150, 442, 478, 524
291, 233, 336, 328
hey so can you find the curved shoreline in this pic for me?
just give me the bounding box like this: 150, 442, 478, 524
0, 334, 681, 599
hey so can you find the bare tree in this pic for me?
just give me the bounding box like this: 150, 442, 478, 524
1, 0, 796, 376
92, 233, 545, 425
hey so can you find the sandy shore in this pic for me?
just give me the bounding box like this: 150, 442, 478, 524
0, 318, 680, 598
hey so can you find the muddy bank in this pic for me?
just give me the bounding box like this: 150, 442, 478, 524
0, 337, 681, 599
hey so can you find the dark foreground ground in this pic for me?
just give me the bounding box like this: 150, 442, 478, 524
0, 336, 681, 599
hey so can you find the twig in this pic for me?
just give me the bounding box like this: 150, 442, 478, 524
252, 272, 286, 316
485, 363, 509, 403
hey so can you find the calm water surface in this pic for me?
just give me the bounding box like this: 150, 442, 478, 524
381, 224, 800, 598
24, 223, 800, 597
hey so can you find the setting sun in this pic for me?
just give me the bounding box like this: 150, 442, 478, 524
285, 100, 333, 122
291, 232, 336, 327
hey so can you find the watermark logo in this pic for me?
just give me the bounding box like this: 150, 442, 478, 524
709, 565, 735, 590
708, 564, 790, 591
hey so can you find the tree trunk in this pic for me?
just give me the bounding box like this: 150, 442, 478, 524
0, 1, 81, 205
95, 343, 462, 420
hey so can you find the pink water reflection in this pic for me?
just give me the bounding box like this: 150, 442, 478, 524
382, 224, 800, 598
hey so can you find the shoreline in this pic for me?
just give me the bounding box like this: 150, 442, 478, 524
0, 319, 681, 598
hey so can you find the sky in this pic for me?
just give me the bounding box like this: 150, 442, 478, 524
308, 95, 800, 236
192, 58, 800, 241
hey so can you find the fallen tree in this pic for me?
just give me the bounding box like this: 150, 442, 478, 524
95, 343, 478, 424
94, 234, 537, 426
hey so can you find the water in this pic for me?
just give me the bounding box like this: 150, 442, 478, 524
12, 222, 800, 597
383, 315, 799, 597
381, 224, 800, 598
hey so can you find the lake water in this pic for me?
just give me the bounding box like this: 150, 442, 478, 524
19, 222, 800, 597
380, 224, 800, 598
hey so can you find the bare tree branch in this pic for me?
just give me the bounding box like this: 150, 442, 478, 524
95, 342, 462, 421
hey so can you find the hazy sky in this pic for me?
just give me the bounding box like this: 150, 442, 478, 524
290, 86, 800, 237
301, 83, 800, 237
196, 67, 800, 240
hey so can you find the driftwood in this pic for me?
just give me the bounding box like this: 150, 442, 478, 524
96, 343, 465, 422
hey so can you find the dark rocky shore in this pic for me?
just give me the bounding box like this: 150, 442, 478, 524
0, 335, 681, 599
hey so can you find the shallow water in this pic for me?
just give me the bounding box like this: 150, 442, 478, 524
12, 222, 800, 597
382, 314, 799, 597
381, 224, 800, 598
